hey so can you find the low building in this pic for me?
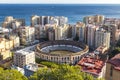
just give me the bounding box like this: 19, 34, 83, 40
11, 63, 38, 77
24, 63, 38, 77
77, 54, 106, 79
14, 49, 35, 68
94, 46, 108, 54
105, 54, 120, 80
0, 50, 11, 60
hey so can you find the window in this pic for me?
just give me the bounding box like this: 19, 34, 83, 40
110, 66, 113, 76
51, 57, 53, 60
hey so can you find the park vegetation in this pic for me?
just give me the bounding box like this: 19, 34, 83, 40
0, 58, 104, 80
0, 67, 27, 80
29, 60, 104, 80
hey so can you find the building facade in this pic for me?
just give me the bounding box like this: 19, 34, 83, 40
0, 35, 20, 60
19, 26, 35, 45
83, 15, 104, 25
95, 28, 110, 49
75, 22, 85, 42
55, 24, 69, 40
86, 24, 98, 49
14, 49, 35, 68
106, 54, 120, 80
102, 24, 118, 45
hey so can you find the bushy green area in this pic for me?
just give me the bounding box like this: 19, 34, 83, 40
109, 40, 120, 58
29, 61, 104, 80
36, 57, 59, 68
109, 47, 120, 58
0, 60, 104, 80
40, 61, 59, 68
29, 64, 94, 80
0, 67, 28, 80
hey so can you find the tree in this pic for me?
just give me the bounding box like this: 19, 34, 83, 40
29, 64, 101, 80
0, 67, 28, 80
109, 47, 120, 58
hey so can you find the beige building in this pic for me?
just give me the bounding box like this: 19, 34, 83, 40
5, 16, 14, 22
94, 46, 108, 54
0, 50, 11, 60
0, 36, 20, 50
34, 25, 46, 39
31, 15, 40, 27
13, 36, 20, 48
106, 54, 120, 80
95, 28, 110, 49
34, 25, 41, 40
2, 21, 11, 28
14, 49, 35, 68
34, 24, 57, 39
31, 15, 51, 27
0, 36, 20, 60
102, 24, 118, 45
2, 16, 25, 29
19, 26, 35, 45
55, 24, 69, 40
115, 30, 120, 41
83, 15, 104, 25
48, 29, 55, 41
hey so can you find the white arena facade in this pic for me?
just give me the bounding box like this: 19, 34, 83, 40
36, 40, 89, 64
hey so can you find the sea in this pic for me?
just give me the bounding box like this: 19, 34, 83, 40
0, 4, 120, 25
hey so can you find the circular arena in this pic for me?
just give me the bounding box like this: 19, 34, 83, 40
36, 40, 89, 64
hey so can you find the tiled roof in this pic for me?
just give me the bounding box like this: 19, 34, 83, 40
77, 55, 105, 76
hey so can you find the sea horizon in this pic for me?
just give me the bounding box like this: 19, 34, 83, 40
0, 4, 120, 25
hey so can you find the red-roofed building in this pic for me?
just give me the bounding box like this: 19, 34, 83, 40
77, 54, 106, 79
106, 53, 120, 80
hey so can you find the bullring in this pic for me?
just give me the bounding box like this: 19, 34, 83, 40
35, 40, 89, 64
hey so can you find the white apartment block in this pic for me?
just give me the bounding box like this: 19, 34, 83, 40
95, 28, 110, 49
14, 49, 35, 68
87, 24, 98, 48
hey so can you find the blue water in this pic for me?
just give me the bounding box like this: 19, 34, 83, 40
0, 4, 120, 25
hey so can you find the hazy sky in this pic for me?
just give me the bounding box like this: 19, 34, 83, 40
0, 0, 120, 4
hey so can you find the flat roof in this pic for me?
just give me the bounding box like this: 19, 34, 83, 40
16, 49, 34, 55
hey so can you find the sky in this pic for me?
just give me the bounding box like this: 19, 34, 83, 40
0, 0, 120, 4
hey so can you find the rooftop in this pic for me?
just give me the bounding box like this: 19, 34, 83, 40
77, 54, 105, 76
16, 49, 34, 55
24, 63, 38, 72
108, 53, 120, 71
94, 46, 107, 54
